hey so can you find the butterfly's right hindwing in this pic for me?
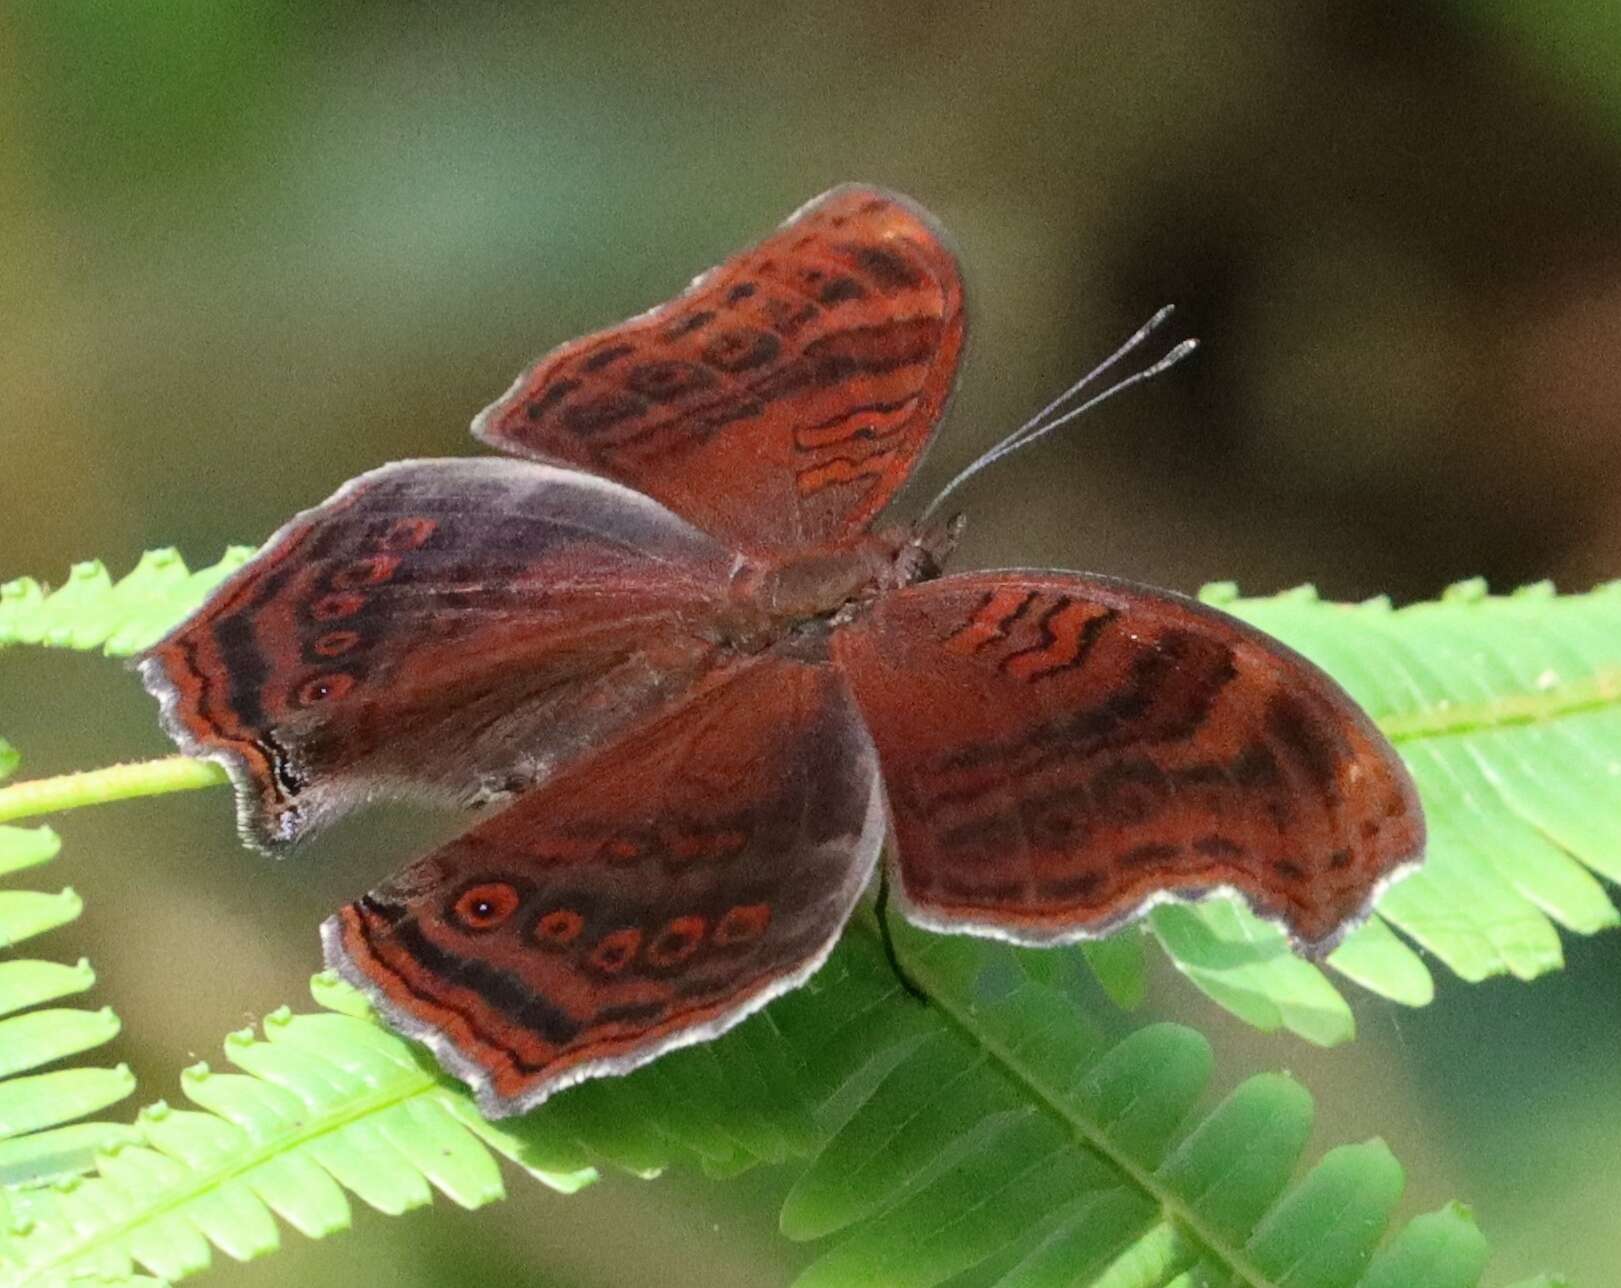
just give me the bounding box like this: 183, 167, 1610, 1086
833, 571, 1424, 954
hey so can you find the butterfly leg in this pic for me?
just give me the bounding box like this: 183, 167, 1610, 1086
875, 864, 929, 1007
467, 770, 534, 810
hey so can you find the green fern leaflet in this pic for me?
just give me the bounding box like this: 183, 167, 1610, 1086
0, 550, 1606, 1286
5, 553, 1618, 1045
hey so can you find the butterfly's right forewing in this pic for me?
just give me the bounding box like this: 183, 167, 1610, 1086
138, 457, 739, 848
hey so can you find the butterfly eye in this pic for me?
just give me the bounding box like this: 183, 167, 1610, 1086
712, 903, 771, 947
645, 916, 706, 968
452, 882, 521, 931
295, 673, 355, 706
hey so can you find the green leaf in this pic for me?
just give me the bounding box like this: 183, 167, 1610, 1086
0, 829, 59, 879
1359, 1203, 1491, 1288
1245, 1140, 1404, 1285
0, 928, 1533, 1288
1156, 1072, 1315, 1242
0, 1121, 142, 1188
1078, 929, 1147, 1010
6, 556, 1621, 1043
0, 889, 83, 947
0, 757, 131, 1193
0, 560, 1601, 1284
0, 1065, 137, 1141
0, 548, 251, 657
1167, 579, 1621, 1040
0, 1008, 120, 1079
0, 959, 96, 1019
1150, 902, 1357, 1045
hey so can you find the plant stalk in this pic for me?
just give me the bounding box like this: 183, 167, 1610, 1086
0, 756, 226, 824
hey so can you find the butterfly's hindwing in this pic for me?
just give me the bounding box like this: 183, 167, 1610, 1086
833, 571, 1424, 954
324, 654, 885, 1117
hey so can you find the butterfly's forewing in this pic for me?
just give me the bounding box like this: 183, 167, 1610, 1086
138, 458, 738, 848
472, 185, 966, 552
324, 653, 884, 1117
832, 572, 1424, 955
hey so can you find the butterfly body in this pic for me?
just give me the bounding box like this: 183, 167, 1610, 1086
140, 186, 1424, 1117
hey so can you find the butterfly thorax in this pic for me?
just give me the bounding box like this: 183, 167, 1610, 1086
724, 517, 961, 648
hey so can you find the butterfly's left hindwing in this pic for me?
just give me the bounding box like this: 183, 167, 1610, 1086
832, 571, 1425, 954
325, 654, 884, 1117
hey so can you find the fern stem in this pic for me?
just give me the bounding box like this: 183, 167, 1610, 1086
0, 756, 226, 823
1381, 667, 1621, 741
10, 1053, 445, 1287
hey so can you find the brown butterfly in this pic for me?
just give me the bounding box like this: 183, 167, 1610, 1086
138, 187, 1424, 1117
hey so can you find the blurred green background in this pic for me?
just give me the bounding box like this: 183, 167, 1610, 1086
3, 4, 1620, 1284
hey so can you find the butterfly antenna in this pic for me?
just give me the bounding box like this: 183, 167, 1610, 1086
919, 307, 1198, 522
1008, 303, 1178, 442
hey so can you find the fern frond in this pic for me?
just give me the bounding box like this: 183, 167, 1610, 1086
0, 752, 137, 1192
780, 924, 1498, 1288
3, 555, 1619, 1046
0, 922, 1539, 1288
0, 550, 250, 658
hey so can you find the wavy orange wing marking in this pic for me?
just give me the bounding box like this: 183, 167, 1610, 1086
834, 572, 1425, 955
472, 186, 966, 551
322, 653, 886, 1118
792, 393, 920, 450
1000, 597, 1117, 682
795, 452, 896, 497
942, 587, 1037, 656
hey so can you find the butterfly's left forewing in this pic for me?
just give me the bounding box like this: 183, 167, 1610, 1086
473, 185, 966, 552
832, 572, 1424, 955
325, 653, 883, 1117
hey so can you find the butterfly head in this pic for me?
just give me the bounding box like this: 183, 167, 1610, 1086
894, 512, 967, 587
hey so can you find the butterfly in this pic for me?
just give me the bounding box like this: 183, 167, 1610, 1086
138, 186, 1425, 1118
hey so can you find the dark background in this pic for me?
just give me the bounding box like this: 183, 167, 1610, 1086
3, 4, 1618, 1284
